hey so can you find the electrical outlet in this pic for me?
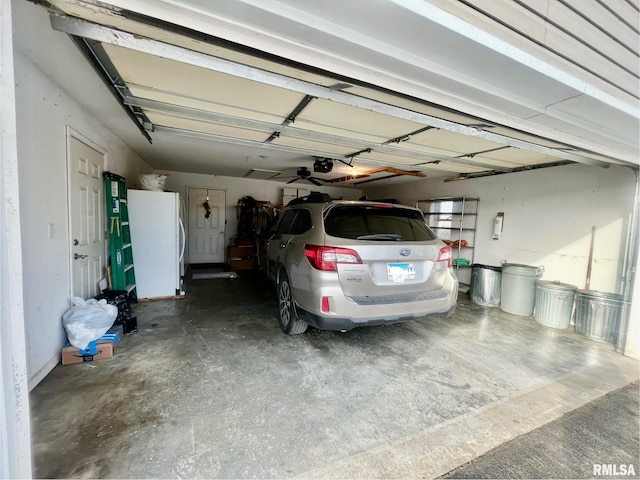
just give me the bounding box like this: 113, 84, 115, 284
47, 223, 55, 239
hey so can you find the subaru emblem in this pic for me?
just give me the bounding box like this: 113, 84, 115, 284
399, 248, 411, 257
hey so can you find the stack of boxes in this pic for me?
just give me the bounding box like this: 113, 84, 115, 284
227, 244, 255, 270
61, 325, 123, 365
61, 290, 137, 366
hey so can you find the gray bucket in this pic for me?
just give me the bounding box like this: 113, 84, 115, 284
535, 281, 577, 329
500, 262, 544, 316
574, 290, 625, 344
470, 264, 501, 307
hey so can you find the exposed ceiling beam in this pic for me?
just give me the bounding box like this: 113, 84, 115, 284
49, 14, 612, 169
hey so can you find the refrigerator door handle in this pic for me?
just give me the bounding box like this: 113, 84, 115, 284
178, 218, 186, 263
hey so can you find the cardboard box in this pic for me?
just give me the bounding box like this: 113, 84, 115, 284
228, 245, 254, 258
61, 341, 115, 366
227, 245, 254, 270
229, 258, 254, 270
107, 325, 124, 341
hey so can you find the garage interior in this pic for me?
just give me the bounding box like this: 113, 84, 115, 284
1, 0, 639, 478
31, 274, 639, 479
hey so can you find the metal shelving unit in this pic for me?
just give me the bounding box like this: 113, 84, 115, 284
417, 197, 479, 292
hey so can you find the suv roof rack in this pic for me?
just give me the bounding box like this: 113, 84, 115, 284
287, 191, 333, 206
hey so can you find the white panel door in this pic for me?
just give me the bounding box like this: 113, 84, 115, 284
188, 188, 225, 264
68, 135, 105, 299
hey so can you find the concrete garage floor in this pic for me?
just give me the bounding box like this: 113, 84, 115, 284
443, 381, 639, 479
31, 271, 639, 479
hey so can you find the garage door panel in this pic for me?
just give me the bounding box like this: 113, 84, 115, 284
271, 135, 357, 156
127, 85, 289, 125
358, 150, 487, 174
406, 129, 505, 154
488, 126, 572, 149
474, 148, 559, 167
104, 43, 304, 120
294, 99, 424, 142
146, 112, 272, 142
345, 86, 489, 125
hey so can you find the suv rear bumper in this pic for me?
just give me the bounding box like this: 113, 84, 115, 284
297, 304, 456, 332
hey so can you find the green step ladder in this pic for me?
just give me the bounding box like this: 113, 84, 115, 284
104, 172, 137, 300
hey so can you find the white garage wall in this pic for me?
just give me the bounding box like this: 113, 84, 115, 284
1, 0, 31, 475
362, 164, 636, 294
363, 162, 640, 360
157, 170, 361, 251
14, 52, 152, 387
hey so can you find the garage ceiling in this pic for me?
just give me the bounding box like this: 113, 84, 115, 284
39, 0, 639, 186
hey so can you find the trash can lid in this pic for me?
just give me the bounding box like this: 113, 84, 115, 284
501, 262, 544, 276
536, 280, 578, 292
471, 264, 501, 272
576, 289, 624, 301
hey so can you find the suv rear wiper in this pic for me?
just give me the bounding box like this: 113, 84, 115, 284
356, 233, 402, 241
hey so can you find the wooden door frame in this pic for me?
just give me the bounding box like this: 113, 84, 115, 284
185, 185, 227, 265
65, 126, 107, 300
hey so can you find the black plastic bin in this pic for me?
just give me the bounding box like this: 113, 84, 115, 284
94, 290, 138, 334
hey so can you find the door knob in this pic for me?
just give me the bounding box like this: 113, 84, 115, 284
73, 239, 79, 246
74, 253, 88, 260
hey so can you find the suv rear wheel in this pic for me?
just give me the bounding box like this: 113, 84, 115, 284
278, 270, 308, 335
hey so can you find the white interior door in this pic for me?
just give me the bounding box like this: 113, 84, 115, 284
68, 134, 105, 299
188, 188, 225, 264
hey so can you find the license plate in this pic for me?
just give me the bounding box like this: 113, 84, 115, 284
387, 262, 415, 282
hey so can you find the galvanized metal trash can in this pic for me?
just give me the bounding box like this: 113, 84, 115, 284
574, 290, 625, 344
535, 281, 577, 329
470, 264, 501, 307
500, 263, 544, 316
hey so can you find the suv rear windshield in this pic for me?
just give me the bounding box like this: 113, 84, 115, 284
324, 205, 436, 241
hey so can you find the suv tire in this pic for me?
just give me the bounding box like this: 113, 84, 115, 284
278, 270, 308, 335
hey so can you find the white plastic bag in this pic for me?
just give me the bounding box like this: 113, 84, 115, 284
62, 297, 118, 350
139, 173, 168, 191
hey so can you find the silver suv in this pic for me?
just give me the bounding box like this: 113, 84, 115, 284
258, 194, 458, 334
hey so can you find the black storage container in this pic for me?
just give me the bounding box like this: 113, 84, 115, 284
94, 290, 138, 334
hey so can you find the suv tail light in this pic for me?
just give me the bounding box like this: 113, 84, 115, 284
436, 246, 453, 267
304, 244, 363, 271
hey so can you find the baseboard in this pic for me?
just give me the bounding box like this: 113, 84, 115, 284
28, 354, 59, 391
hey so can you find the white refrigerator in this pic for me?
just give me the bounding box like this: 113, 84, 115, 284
127, 189, 186, 299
